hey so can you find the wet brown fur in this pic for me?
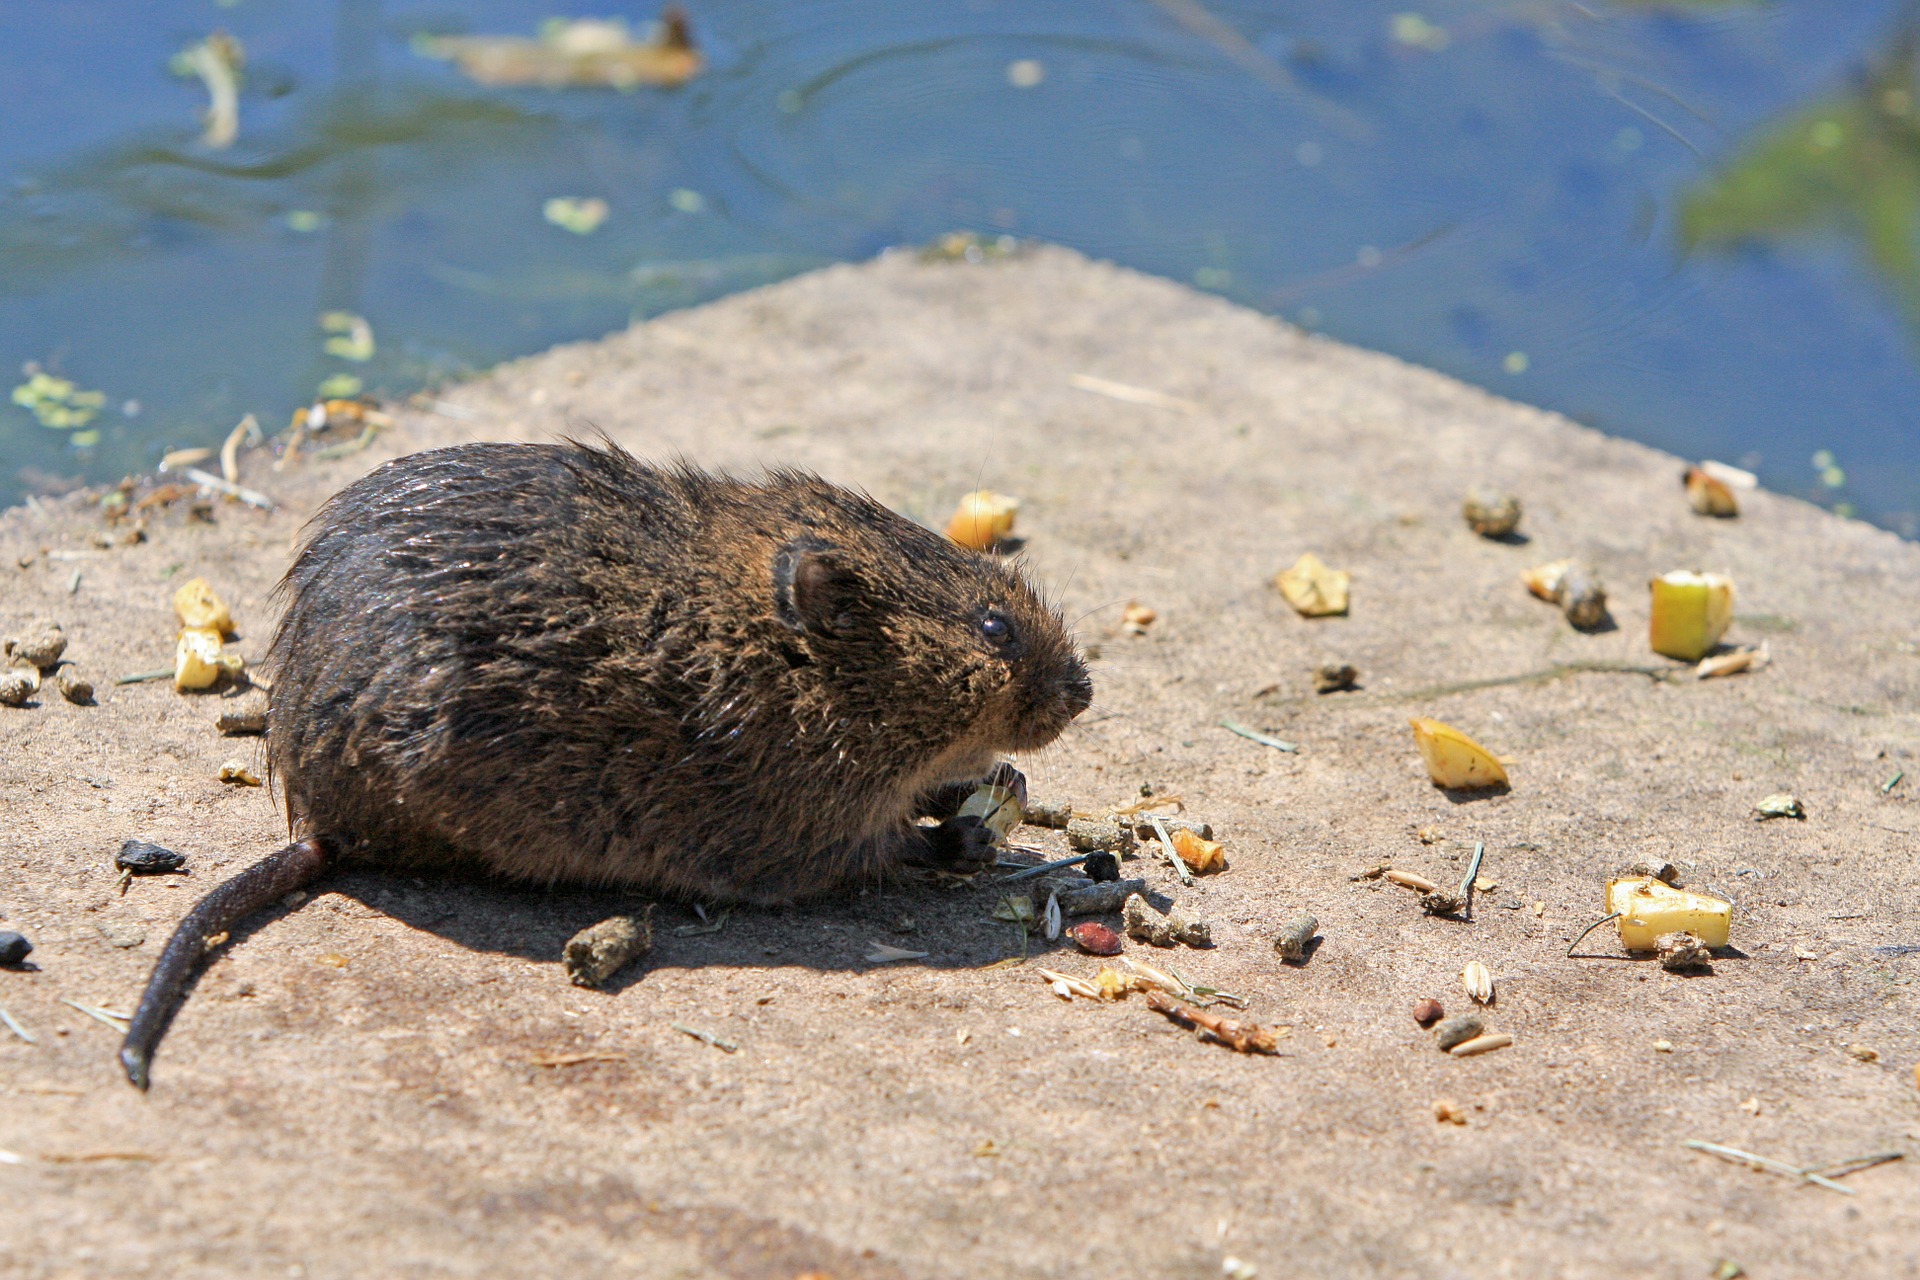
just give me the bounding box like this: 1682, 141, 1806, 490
265, 440, 1092, 903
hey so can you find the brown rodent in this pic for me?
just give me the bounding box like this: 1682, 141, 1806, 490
120, 440, 1092, 1088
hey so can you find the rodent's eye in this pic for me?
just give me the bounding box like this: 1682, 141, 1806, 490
980, 610, 1018, 647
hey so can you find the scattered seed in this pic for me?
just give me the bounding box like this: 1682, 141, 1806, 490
563, 906, 655, 988
1432, 1098, 1467, 1125
218, 761, 262, 786
1412, 999, 1444, 1027
865, 942, 930, 963
1385, 869, 1439, 893
1448, 1032, 1513, 1058
1461, 961, 1494, 1004
1753, 793, 1804, 820
1846, 1044, 1880, 1063
1067, 922, 1123, 955
1434, 1014, 1483, 1052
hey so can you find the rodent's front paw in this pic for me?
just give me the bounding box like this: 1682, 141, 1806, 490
902, 816, 998, 877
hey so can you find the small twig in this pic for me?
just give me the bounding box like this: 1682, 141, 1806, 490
59, 998, 131, 1033
671, 1023, 738, 1053
181, 467, 275, 511
999, 852, 1092, 883
0, 1003, 36, 1044
1682, 1140, 1855, 1194
1149, 814, 1193, 887
1883, 771, 1905, 794
1165, 964, 1249, 1009
220, 413, 260, 484
1220, 718, 1298, 753
1802, 1151, 1905, 1180
115, 668, 174, 685
1566, 912, 1623, 958
1107, 794, 1185, 817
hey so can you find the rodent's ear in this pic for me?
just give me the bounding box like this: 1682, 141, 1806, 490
773, 539, 861, 634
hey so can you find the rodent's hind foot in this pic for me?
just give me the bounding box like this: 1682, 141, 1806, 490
897, 816, 998, 878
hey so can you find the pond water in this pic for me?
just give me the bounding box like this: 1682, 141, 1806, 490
3, 0, 1917, 534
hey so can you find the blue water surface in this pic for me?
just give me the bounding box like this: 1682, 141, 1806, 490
2, 0, 1916, 533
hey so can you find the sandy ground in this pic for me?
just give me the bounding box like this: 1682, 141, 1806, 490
2, 245, 1918, 1280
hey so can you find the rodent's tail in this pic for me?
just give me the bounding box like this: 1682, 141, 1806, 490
119, 837, 333, 1091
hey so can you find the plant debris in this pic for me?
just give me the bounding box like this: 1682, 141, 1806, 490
0, 668, 37, 707
1272, 913, 1317, 962
671, 1023, 738, 1053
1120, 601, 1157, 635
217, 692, 269, 735
1122, 893, 1211, 947
1144, 991, 1283, 1054
171, 32, 244, 148
1682, 1141, 1902, 1196
1685, 465, 1739, 518
1697, 646, 1769, 679
1520, 559, 1608, 630
1656, 931, 1713, 972
543, 196, 611, 235
1462, 486, 1522, 538
1066, 818, 1138, 854
1753, 793, 1805, 820
218, 761, 262, 787
417, 11, 704, 90
563, 906, 655, 987
4, 620, 66, 670
1433, 1098, 1468, 1125
1274, 552, 1350, 617
946, 490, 1020, 551
56, 672, 94, 705
865, 942, 930, 963
1312, 662, 1358, 693
1060, 879, 1148, 915
1220, 718, 1298, 752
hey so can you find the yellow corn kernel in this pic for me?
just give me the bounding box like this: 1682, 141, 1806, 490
1649, 570, 1734, 662
1606, 876, 1732, 950
945, 491, 1019, 550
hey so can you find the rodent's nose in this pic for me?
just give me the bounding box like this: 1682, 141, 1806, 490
1060, 665, 1094, 718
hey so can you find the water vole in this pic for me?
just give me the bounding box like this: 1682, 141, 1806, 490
121, 441, 1092, 1087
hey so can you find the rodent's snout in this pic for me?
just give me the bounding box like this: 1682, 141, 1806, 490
1059, 661, 1093, 720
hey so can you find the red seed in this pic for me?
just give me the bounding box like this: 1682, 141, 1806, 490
1412, 998, 1444, 1028
1067, 922, 1123, 956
